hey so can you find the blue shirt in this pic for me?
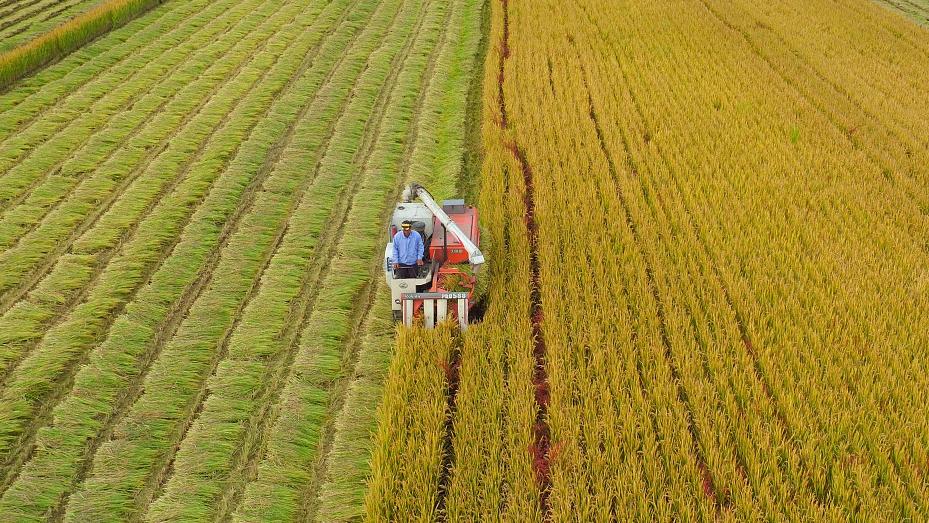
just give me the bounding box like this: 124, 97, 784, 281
392, 230, 424, 265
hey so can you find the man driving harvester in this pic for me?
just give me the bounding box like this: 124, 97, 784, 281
392, 220, 424, 279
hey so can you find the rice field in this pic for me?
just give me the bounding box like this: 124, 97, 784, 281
367, 0, 929, 520
878, 0, 929, 25
0, 0, 483, 519
0, 0, 103, 53
2, 0, 929, 521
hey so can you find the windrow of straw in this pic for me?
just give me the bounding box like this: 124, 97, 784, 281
0, 0, 103, 54
57, 0, 394, 519
0, 0, 167, 90
0, 0, 282, 382
0, 0, 318, 500
147, 0, 430, 518
0, 0, 349, 517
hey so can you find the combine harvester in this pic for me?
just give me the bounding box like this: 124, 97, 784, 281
384, 183, 485, 330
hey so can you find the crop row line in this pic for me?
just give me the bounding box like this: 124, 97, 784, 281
0, 0, 299, 400
578, 15, 816, 506
0, 0, 213, 192
0, 0, 199, 140
0, 0, 313, 501
148, 0, 425, 518
2, 0, 237, 222
0, 0, 276, 318
52, 1, 396, 519
695, 0, 927, 509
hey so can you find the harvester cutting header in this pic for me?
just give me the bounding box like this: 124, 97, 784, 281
384, 183, 485, 330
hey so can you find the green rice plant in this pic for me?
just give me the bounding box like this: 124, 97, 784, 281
148, 1, 437, 520
0, 0, 287, 326
0, 0, 237, 213
0, 0, 319, 488
0, 0, 205, 140
0, 0, 166, 90
0, 0, 302, 395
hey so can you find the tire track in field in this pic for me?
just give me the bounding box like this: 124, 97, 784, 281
0, 0, 298, 392
0, 2, 280, 320
299, 2, 457, 519
492, 0, 553, 514
0, 1, 318, 495
696, 0, 928, 507
196, 1, 436, 517
0, 0, 221, 209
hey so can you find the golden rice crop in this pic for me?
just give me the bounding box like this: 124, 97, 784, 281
367, 0, 929, 520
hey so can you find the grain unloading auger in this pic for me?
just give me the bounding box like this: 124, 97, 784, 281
384, 183, 485, 330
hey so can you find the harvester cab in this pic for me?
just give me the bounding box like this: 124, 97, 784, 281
384, 183, 485, 330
